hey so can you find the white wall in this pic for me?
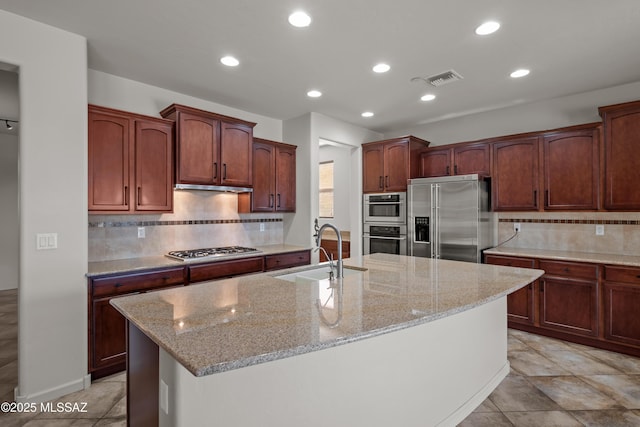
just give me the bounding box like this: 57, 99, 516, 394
284, 112, 382, 260
0, 132, 18, 290
89, 70, 282, 141
387, 81, 640, 146
0, 9, 89, 402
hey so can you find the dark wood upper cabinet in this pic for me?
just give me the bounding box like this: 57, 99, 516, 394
160, 104, 255, 189
238, 138, 296, 212
420, 142, 490, 177
420, 148, 451, 177
599, 100, 640, 210
88, 105, 173, 214
542, 124, 600, 210
492, 136, 540, 211
362, 136, 429, 193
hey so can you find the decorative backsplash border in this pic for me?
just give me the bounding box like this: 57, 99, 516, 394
89, 218, 282, 228
500, 218, 640, 225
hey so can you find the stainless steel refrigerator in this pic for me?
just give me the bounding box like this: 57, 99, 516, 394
407, 174, 495, 263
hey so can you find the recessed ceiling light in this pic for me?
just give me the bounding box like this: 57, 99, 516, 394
289, 11, 311, 27
307, 90, 322, 98
510, 69, 530, 78
361, 112, 374, 118
475, 21, 500, 35
220, 56, 239, 67
372, 63, 390, 73
421, 94, 436, 102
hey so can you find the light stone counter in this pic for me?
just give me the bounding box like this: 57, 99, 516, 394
484, 247, 640, 267
111, 253, 543, 377
87, 243, 310, 276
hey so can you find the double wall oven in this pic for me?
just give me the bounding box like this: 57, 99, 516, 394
363, 192, 407, 256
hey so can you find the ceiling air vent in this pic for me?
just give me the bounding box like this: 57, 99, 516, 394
425, 70, 463, 87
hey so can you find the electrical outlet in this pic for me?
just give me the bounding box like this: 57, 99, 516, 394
596, 225, 604, 236
160, 379, 169, 414
260, 223, 265, 232
137, 227, 146, 238
513, 223, 521, 232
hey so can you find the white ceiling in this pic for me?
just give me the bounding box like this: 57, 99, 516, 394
1, 1, 640, 133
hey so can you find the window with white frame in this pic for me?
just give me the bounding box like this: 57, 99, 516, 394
319, 161, 334, 218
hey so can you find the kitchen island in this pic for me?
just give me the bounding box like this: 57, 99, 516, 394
111, 253, 543, 427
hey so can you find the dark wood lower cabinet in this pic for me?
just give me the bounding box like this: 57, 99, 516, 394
485, 254, 640, 358
539, 277, 598, 336
127, 321, 159, 427
484, 255, 535, 325
89, 250, 311, 379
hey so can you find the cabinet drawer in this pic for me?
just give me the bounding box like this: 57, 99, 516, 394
604, 265, 640, 284
485, 255, 535, 269
539, 260, 598, 281
265, 250, 311, 271
92, 267, 185, 297
188, 256, 264, 283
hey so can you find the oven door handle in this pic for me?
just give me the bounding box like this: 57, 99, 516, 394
364, 202, 402, 205
363, 235, 406, 241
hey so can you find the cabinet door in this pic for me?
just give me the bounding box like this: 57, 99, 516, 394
275, 144, 296, 212
251, 141, 275, 211
420, 149, 451, 177
485, 255, 535, 325
602, 106, 640, 209
453, 143, 490, 176
383, 141, 409, 191
176, 112, 219, 184
88, 111, 131, 211
92, 294, 135, 372
363, 143, 385, 193
539, 277, 598, 336
135, 120, 174, 212
603, 282, 640, 347
220, 122, 253, 187
543, 129, 599, 210
492, 137, 539, 211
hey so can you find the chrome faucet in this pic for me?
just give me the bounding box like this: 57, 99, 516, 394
313, 219, 344, 279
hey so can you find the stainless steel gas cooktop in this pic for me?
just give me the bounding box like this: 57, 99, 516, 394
166, 246, 261, 261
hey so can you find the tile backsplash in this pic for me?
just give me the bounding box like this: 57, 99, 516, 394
497, 212, 640, 256
89, 191, 284, 262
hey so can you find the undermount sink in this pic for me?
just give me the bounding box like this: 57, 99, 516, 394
276, 265, 363, 282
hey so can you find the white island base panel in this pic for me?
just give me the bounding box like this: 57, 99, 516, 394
159, 297, 508, 427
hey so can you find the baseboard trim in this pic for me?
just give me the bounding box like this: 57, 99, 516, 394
437, 362, 510, 427
14, 374, 92, 403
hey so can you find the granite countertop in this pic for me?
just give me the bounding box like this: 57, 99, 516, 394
484, 247, 640, 267
87, 244, 311, 277
110, 253, 543, 377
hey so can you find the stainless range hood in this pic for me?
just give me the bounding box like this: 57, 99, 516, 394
174, 184, 253, 193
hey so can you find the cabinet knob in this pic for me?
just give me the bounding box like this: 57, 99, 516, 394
385, 176, 389, 187
115, 283, 122, 288
124, 186, 129, 206
223, 163, 227, 180
213, 162, 218, 179
277, 194, 281, 208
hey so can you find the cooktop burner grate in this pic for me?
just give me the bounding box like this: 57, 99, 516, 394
166, 246, 261, 261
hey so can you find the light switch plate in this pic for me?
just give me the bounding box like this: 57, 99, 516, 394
36, 233, 58, 250
596, 225, 604, 236
137, 227, 146, 238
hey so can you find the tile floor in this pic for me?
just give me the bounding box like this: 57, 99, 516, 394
0, 288, 639, 426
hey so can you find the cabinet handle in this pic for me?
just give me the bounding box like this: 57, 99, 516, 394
379, 176, 383, 189
385, 176, 389, 187
124, 186, 129, 206
137, 187, 142, 206
223, 163, 227, 180
115, 283, 122, 288
454, 164, 458, 175
270, 194, 274, 208
277, 194, 281, 208
563, 267, 569, 273
213, 162, 218, 179
533, 190, 538, 208
545, 190, 549, 207
446, 165, 450, 175
540, 281, 544, 292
